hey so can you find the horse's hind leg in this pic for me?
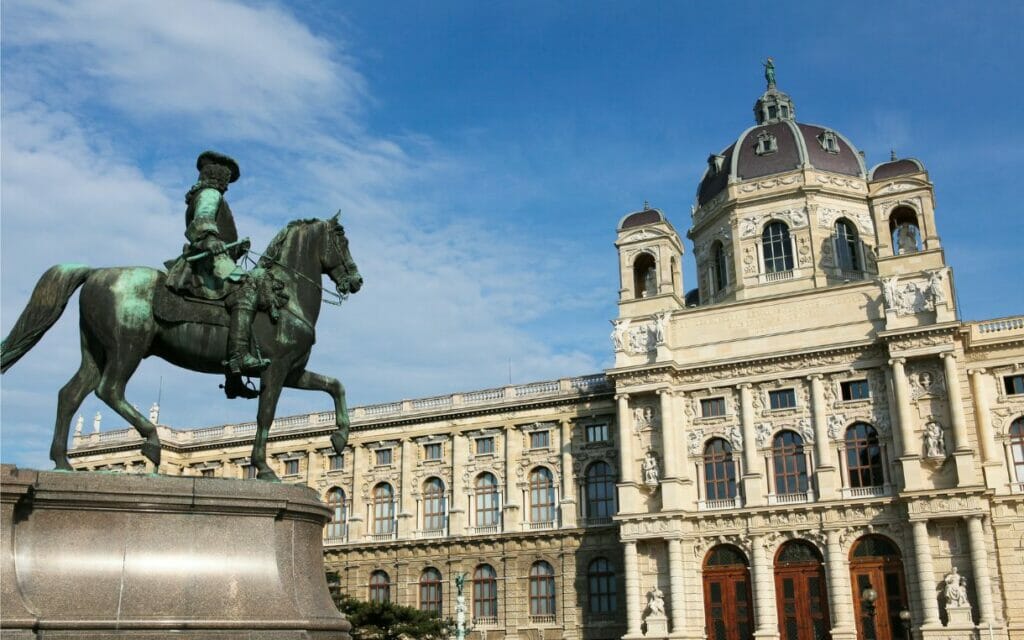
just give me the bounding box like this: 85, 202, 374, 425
285, 369, 350, 454
50, 332, 102, 470
95, 353, 162, 468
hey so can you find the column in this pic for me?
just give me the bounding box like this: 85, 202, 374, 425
503, 425, 520, 529
668, 538, 687, 635
889, 359, 916, 458
825, 530, 854, 634
966, 515, 995, 624
398, 439, 415, 537
911, 520, 941, 626
809, 375, 837, 499
660, 390, 680, 479
625, 541, 642, 637
348, 444, 365, 540
739, 384, 764, 504
968, 369, 996, 463
618, 394, 636, 483
941, 353, 970, 452
450, 433, 466, 535
750, 535, 778, 639
560, 418, 577, 527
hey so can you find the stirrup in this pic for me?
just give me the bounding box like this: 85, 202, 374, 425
223, 353, 271, 376
221, 376, 260, 399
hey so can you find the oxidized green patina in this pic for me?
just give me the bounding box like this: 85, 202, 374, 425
0, 153, 363, 481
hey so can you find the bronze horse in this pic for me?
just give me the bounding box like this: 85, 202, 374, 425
1, 215, 362, 480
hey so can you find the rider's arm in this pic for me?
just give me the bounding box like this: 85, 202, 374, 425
185, 188, 226, 253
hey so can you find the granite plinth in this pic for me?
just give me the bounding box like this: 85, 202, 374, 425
0, 464, 350, 639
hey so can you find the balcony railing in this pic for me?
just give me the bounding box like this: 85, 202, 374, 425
840, 485, 890, 499
525, 520, 556, 531
418, 528, 447, 539
474, 617, 498, 626
762, 269, 795, 283
470, 524, 500, 535
698, 496, 743, 511
529, 615, 557, 624
581, 516, 613, 526
367, 532, 397, 542
767, 490, 814, 505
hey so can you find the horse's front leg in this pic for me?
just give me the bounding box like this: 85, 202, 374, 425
251, 369, 287, 481
285, 369, 350, 455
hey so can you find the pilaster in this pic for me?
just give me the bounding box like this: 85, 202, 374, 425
668, 538, 686, 637
660, 390, 691, 509
942, 352, 977, 485
739, 384, 765, 505
449, 433, 467, 535
503, 424, 521, 529
967, 515, 995, 625
890, 358, 923, 488
969, 368, 1007, 490
348, 444, 365, 540
751, 535, 779, 640
559, 419, 577, 527
624, 540, 643, 639
809, 374, 838, 499
397, 439, 415, 537
617, 394, 643, 510
911, 519, 941, 628
825, 530, 856, 640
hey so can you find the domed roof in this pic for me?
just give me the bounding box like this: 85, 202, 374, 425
869, 157, 925, 181
619, 207, 666, 230
696, 76, 866, 206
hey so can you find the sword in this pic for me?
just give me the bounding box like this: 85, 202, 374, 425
185, 238, 251, 262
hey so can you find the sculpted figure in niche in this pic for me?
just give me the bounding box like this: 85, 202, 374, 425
633, 406, 655, 430
642, 450, 660, 487
924, 421, 946, 459
643, 266, 657, 297
943, 567, 969, 609
896, 221, 920, 255
925, 269, 946, 310
610, 319, 627, 351
653, 312, 669, 345
645, 586, 666, 618
881, 276, 899, 311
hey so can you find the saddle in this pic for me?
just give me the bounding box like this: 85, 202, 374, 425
152, 270, 288, 327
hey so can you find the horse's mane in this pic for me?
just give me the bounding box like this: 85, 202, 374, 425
258, 218, 321, 268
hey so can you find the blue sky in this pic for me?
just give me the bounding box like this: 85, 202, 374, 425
2, 1, 1022, 468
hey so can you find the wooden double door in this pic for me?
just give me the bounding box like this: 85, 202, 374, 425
703, 564, 754, 640
850, 558, 909, 640
775, 559, 831, 640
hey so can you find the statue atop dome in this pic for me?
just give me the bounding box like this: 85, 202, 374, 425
763, 57, 776, 88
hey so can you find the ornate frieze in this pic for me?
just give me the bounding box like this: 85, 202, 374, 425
879, 269, 947, 317
739, 207, 809, 238
817, 206, 874, 234
905, 494, 985, 519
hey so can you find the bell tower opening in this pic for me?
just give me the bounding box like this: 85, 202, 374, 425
633, 253, 657, 299
889, 207, 921, 255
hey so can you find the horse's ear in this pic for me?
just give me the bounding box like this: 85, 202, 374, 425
330, 210, 341, 223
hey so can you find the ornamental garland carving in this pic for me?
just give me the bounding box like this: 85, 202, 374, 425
879, 180, 921, 194
817, 207, 875, 234
737, 174, 803, 194
908, 363, 946, 400
877, 197, 923, 220
679, 346, 885, 385
815, 175, 866, 191
739, 208, 809, 238
886, 332, 952, 351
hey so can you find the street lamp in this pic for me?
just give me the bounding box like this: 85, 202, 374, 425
898, 609, 912, 640
861, 586, 878, 640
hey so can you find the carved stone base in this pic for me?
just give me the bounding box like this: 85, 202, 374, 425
945, 606, 974, 626
1, 465, 350, 639
643, 614, 668, 638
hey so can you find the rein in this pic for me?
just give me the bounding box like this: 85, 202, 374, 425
242, 249, 347, 307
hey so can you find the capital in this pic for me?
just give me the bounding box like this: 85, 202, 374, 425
888, 357, 907, 366
806, 373, 824, 382
940, 351, 957, 361
657, 387, 674, 397
967, 368, 987, 376
614, 393, 631, 402
736, 382, 753, 390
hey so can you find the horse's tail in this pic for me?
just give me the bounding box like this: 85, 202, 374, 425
1, 263, 93, 373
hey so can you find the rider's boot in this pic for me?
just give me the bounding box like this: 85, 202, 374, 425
223, 284, 271, 383
223, 374, 259, 399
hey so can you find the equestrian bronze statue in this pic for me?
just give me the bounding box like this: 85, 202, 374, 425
1, 152, 363, 480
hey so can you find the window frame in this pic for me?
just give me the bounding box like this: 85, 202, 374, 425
772, 431, 809, 495
424, 442, 443, 461
422, 477, 446, 532
372, 482, 395, 535
844, 423, 885, 489
473, 564, 498, 620
587, 557, 617, 615
585, 423, 609, 443
529, 430, 551, 450
700, 396, 727, 418
374, 448, 393, 467
529, 467, 557, 524
325, 487, 347, 539
840, 379, 871, 402
474, 472, 501, 528
584, 461, 616, 520
761, 221, 794, 274
369, 570, 391, 603
529, 561, 557, 617
1005, 375, 1024, 396
768, 388, 798, 411
419, 568, 443, 615
833, 218, 861, 272
703, 438, 738, 501
475, 437, 495, 455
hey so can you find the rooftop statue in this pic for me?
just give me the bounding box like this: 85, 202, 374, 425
763, 57, 776, 88
1, 151, 363, 480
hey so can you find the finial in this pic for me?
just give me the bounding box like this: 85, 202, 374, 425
763, 57, 776, 89
890, 149, 897, 161
643, 200, 649, 210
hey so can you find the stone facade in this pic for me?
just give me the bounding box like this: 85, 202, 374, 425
69, 80, 1024, 640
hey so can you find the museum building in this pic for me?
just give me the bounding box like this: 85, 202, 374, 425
69, 78, 1024, 640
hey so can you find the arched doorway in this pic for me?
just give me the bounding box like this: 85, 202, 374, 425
849, 535, 909, 640
774, 540, 831, 640
703, 545, 753, 640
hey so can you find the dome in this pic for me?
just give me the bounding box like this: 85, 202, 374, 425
619, 208, 666, 230
696, 80, 866, 206
870, 157, 925, 181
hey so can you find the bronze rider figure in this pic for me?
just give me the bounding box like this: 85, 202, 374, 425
165, 151, 270, 399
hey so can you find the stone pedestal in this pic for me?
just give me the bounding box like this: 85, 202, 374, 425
936, 606, 977, 640
643, 613, 668, 639
0, 464, 350, 639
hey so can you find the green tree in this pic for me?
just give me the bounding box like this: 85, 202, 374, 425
327, 574, 455, 640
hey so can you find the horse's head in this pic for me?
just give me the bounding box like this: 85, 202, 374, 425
322, 213, 363, 296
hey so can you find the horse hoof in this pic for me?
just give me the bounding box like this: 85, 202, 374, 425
141, 441, 162, 467
52, 458, 73, 471
330, 430, 348, 456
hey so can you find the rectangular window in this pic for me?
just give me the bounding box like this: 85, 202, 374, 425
701, 397, 727, 417
1005, 375, 1024, 396
768, 389, 797, 410
840, 379, 871, 401
375, 449, 393, 466
424, 443, 443, 461
585, 424, 609, 443
243, 464, 258, 479
476, 437, 495, 455
530, 431, 551, 449
328, 454, 344, 471
200, 468, 215, 478
284, 459, 299, 476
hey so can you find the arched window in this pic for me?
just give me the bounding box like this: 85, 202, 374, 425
529, 561, 556, 617
372, 482, 395, 536
845, 423, 884, 488
762, 221, 793, 273
423, 477, 446, 532
529, 467, 556, 524
474, 472, 500, 528
633, 253, 657, 298
889, 207, 921, 255
1010, 418, 1024, 482
419, 567, 443, 615
772, 431, 808, 495
369, 570, 391, 603
587, 557, 617, 614
712, 241, 729, 293
325, 487, 346, 540
584, 461, 616, 520
703, 438, 737, 501
473, 564, 498, 621
834, 219, 860, 271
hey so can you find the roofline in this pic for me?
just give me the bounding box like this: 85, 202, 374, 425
868, 157, 926, 181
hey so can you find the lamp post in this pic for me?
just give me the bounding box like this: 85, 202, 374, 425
861, 586, 878, 640
898, 609, 912, 640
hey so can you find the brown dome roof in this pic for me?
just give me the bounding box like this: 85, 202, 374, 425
870, 158, 925, 181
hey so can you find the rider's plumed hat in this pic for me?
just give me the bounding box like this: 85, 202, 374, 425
196, 150, 240, 183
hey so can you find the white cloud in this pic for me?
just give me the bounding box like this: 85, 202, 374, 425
0, 0, 607, 468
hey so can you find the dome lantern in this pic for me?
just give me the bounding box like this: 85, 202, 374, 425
754, 59, 795, 124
